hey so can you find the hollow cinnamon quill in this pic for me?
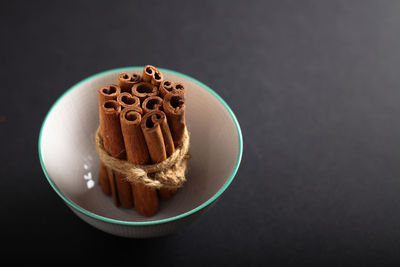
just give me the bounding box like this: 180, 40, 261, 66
173, 82, 186, 95
141, 110, 177, 200
131, 82, 159, 102
160, 80, 186, 97
117, 92, 141, 112
118, 72, 141, 93
100, 100, 133, 208
157, 110, 177, 200
120, 108, 159, 217
163, 92, 186, 147
98, 85, 121, 198
159, 80, 173, 97
142, 65, 163, 86
142, 96, 163, 114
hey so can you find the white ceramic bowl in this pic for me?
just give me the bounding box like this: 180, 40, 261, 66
39, 67, 243, 238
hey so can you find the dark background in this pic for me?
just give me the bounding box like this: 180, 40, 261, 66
1, 0, 400, 265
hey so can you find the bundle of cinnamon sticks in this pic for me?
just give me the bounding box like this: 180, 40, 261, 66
97, 65, 187, 217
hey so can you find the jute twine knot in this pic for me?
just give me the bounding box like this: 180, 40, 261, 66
95, 127, 190, 189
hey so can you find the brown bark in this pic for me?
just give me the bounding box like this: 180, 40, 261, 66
159, 186, 178, 200
141, 65, 163, 87
173, 82, 186, 95
98, 84, 120, 104
98, 85, 121, 198
142, 96, 163, 114
100, 100, 133, 208
120, 108, 159, 217
159, 80, 173, 97
131, 82, 159, 102
142, 65, 154, 83
151, 69, 163, 87
98, 162, 110, 195
141, 111, 167, 163
141, 110, 177, 200
160, 80, 186, 97
118, 72, 141, 93
163, 92, 186, 147
117, 92, 141, 111
157, 111, 177, 200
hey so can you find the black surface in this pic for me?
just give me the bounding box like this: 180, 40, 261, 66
1, 0, 400, 265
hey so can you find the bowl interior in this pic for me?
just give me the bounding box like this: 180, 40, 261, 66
40, 67, 241, 223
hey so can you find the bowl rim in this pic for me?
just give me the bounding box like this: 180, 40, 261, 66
38, 66, 243, 226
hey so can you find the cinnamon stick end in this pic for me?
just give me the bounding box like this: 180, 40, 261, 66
159, 188, 178, 200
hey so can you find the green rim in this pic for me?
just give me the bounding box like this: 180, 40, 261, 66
38, 67, 243, 226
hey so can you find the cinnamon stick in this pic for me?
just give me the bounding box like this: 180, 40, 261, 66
142, 65, 154, 83
98, 84, 120, 103
118, 72, 141, 93
131, 82, 159, 102
141, 111, 167, 163
173, 82, 186, 95
142, 96, 163, 114
98, 85, 121, 198
159, 80, 173, 97
141, 110, 177, 200
98, 162, 110, 195
156, 110, 177, 200
160, 80, 186, 97
120, 108, 159, 217
151, 70, 163, 87
142, 65, 163, 86
117, 92, 141, 111
100, 100, 133, 208
163, 92, 186, 147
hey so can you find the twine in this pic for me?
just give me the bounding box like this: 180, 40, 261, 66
95, 127, 190, 189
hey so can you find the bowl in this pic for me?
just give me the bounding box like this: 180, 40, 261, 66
39, 67, 243, 238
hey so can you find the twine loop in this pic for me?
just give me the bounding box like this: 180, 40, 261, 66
95, 127, 190, 189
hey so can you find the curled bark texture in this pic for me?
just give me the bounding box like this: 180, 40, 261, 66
131, 82, 159, 102
117, 92, 140, 111
118, 72, 141, 92
160, 80, 186, 97
173, 82, 186, 95
141, 111, 167, 163
141, 110, 177, 200
100, 100, 133, 208
142, 65, 163, 87
98, 84, 121, 105
142, 96, 163, 114
97, 85, 121, 198
163, 92, 186, 147
120, 109, 150, 165
159, 80, 173, 97
120, 108, 158, 217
